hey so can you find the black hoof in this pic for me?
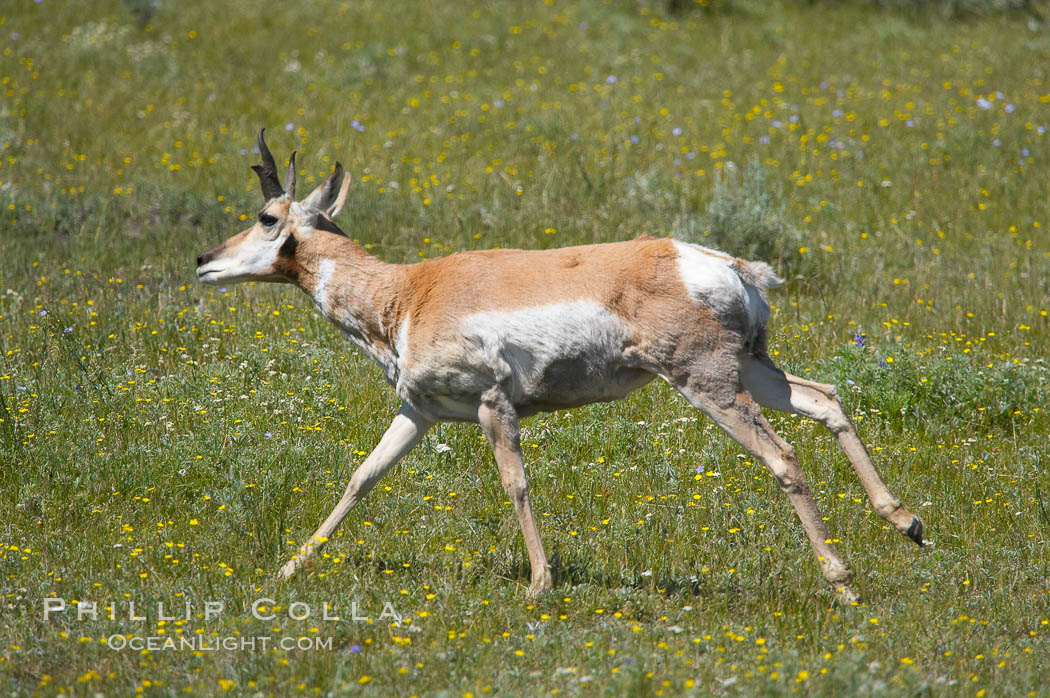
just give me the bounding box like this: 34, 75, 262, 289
905, 517, 924, 546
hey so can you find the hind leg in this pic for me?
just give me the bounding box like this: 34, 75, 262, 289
676, 382, 859, 602
741, 353, 924, 546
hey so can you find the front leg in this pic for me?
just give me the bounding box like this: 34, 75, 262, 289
478, 390, 552, 596
279, 402, 433, 579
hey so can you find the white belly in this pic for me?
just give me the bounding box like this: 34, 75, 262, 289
459, 301, 651, 409
399, 301, 654, 419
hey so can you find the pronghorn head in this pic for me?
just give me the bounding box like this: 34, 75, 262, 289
196, 129, 351, 285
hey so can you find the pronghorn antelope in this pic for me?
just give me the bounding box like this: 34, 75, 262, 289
196, 130, 924, 601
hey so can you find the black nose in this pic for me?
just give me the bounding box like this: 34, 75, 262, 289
196, 255, 204, 267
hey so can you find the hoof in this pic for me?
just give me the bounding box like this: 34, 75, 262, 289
905, 517, 925, 547
834, 584, 860, 605
278, 559, 301, 580
526, 569, 553, 598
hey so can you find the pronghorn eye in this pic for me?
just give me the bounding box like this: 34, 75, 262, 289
259, 213, 279, 227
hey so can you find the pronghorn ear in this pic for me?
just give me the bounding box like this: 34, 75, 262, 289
301, 163, 351, 219
325, 167, 352, 219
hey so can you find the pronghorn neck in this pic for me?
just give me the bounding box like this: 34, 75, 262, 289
284, 231, 379, 298
285, 231, 404, 383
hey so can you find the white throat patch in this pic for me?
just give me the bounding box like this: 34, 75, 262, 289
314, 258, 336, 317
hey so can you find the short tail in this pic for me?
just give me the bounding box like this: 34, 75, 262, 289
734, 259, 783, 291
734, 258, 781, 353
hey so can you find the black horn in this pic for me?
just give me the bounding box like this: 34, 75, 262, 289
286, 151, 297, 200
250, 128, 285, 200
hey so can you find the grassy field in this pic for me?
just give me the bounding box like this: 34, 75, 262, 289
2, 0, 1050, 694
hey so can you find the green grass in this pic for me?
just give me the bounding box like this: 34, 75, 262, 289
2, 0, 1050, 695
